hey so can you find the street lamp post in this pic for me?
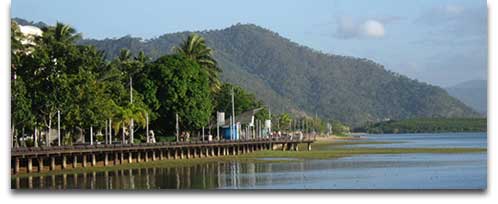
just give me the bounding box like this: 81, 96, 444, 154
176, 113, 179, 142
90, 126, 93, 145
130, 76, 134, 144
231, 87, 235, 140
57, 110, 61, 146
146, 112, 149, 143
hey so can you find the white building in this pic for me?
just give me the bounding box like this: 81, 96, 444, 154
18, 25, 42, 46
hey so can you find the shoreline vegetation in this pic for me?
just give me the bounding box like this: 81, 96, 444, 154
356, 118, 487, 134
12, 136, 486, 178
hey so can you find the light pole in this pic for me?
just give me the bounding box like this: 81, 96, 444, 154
57, 110, 61, 146
202, 126, 205, 141
130, 76, 134, 144
176, 113, 179, 142
231, 87, 235, 140
109, 118, 112, 144
268, 105, 272, 137
146, 112, 149, 143
104, 119, 107, 144
90, 126, 93, 145
217, 112, 220, 141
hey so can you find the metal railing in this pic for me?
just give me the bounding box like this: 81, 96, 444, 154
11, 137, 314, 155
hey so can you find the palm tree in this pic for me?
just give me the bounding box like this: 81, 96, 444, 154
173, 33, 221, 92
119, 49, 132, 62
42, 22, 81, 43
112, 104, 147, 144
135, 51, 149, 63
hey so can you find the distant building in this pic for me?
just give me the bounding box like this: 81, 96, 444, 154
18, 25, 42, 46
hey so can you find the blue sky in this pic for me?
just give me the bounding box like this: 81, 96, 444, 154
11, 0, 487, 87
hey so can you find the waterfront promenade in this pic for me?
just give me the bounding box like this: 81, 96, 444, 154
11, 137, 315, 175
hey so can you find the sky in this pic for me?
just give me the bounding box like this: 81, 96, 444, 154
11, 0, 488, 87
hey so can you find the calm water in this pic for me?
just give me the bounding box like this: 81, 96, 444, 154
12, 132, 487, 190
353, 132, 487, 148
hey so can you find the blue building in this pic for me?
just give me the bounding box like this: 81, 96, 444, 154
221, 125, 239, 140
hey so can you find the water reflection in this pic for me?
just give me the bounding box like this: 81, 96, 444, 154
12, 153, 486, 190
11, 133, 487, 190
12, 160, 287, 190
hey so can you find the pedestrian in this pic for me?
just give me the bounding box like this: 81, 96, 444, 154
149, 130, 156, 143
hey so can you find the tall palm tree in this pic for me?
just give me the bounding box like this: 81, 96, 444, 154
112, 104, 147, 143
42, 22, 81, 43
119, 49, 132, 62
173, 33, 221, 92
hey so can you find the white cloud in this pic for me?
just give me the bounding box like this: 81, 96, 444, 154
362, 20, 385, 38
335, 17, 386, 39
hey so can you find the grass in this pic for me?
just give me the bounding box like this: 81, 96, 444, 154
312, 140, 402, 150
236, 147, 486, 160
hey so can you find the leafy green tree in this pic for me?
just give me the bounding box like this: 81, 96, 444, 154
11, 22, 35, 146
173, 34, 221, 92
254, 107, 270, 121
15, 22, 84, 145
276, 113, 292, 131
331, 120, 350, 136
13, 22, 150, 145
11, 77, 34, 146
94, 48, 151, 143
131, 54, 160, 121
11, 21, 25, 75
149, 55, 213, 135
62, 68, 110, 141
214, 83, 262, 115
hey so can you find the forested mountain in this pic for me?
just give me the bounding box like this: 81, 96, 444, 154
42, 22, 478, 126
446, 79, 487, 115
11, 17, 47, 28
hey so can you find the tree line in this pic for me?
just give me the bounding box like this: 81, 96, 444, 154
11, 22, 349, 147
356, 118, 487, 134
11, 22, 268, 146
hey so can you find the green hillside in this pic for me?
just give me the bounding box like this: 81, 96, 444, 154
77, 23, 478, 126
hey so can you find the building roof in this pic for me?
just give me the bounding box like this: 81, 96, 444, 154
235, 110, 256, 125
19, 25, 42, 36
18, 25, 43, 46
222, 107, 264, 126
